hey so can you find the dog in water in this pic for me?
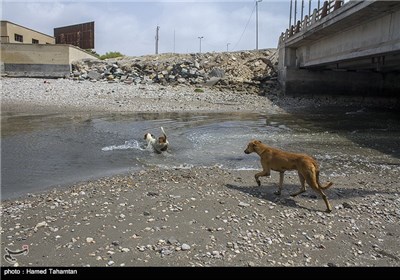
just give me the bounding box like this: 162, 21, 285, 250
244, 139, 333, 212
144, 127, 169, 153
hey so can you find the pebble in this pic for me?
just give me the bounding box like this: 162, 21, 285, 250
86, 237, 95, 243
238, 202, 250, 207
34, 221, 48, 231
181, 244, 191, 251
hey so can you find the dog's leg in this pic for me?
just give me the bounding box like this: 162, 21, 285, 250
290, 172, 307, 197
274, 172, 284, 195
255, 169, 270, 186
254, 171, 266, 187
307, 175, 332, 212
322, 192, 332, 213
315, 188, 332, 213
255, 161, 271, 186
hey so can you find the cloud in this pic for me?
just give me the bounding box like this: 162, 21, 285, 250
2, 1, 291, 56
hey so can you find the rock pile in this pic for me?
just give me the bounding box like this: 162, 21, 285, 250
71, 49, 279, 95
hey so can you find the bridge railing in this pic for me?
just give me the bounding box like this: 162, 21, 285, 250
279, 0, 346, 44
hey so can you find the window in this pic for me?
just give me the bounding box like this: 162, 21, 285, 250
32, 39, 39, 44
14, 33, 23, 42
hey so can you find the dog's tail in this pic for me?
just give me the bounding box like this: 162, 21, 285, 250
316, 170, 333, 190
161, 127, 167, 139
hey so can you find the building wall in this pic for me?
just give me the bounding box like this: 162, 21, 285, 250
54, 22, 95, 49
0, 22, 8, 42
0, 21, 55, 44
1, 43, 97, 77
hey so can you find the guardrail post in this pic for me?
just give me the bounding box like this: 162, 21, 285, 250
312, 8, 318, 23
295, 20, 301, 33
321, 1, 328, 18
334, 0, 343, 10
304, 15, 309, 30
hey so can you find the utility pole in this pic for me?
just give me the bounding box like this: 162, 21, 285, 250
294, 0, 297, 23
289, 0, 293, 28
309, 0, 312, 16
226, 43, 230, 52
173, 29, 176, 53
198, 36, 204, 53
301, 0, 304, 21
256, 0, 262, 50
155, 25, 160, 54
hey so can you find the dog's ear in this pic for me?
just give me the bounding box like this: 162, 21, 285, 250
253, 140, 261, 145
144, 133, 147, 140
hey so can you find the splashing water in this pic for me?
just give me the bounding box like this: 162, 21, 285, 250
101, 139, 144, 151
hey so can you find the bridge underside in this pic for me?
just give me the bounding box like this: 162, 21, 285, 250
306, 51, 400, 73
283, 50, 400, 97
282, 68, 400, 98
278, 1, 400, 98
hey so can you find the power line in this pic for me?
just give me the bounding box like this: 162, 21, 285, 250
232, 3, 256, 51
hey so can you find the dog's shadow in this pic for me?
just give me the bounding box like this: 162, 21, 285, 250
225, 182, 400, 212
225, 183, 319, 212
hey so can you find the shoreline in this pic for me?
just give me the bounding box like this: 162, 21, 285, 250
2, 78, 399, 116
1, 77, 399, 267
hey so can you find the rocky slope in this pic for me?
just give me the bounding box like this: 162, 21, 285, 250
71, 49, 279, 96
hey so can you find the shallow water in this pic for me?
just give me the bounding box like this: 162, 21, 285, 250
1, 107, 399, 200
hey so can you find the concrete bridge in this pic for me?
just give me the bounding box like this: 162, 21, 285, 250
277, 0, 400, 97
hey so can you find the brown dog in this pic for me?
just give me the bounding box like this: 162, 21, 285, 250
244, 140, 333, 212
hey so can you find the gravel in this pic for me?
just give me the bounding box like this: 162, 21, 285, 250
1, 78, 285, 114
1, 77, 399, 267
1, 167, 399, 267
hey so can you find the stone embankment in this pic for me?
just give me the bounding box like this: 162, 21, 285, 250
71, 49, 279, 95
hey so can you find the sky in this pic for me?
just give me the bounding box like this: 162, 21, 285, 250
1, 0, 325, 56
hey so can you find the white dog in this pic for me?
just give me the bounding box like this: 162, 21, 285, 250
144, 127, 169, 153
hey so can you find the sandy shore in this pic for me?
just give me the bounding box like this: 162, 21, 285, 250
1, 78, 399, 267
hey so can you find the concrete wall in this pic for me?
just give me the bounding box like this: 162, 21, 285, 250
0, 21, 55, 44
297, 9, 400, 67
1, 43, 98, 78
69, 45, 96, 63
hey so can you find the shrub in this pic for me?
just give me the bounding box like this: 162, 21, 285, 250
99, 51, 124, 60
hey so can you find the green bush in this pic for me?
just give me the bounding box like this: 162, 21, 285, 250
194, 88, 204, 93
99, 51, 124, 60
85, 49, 100, 58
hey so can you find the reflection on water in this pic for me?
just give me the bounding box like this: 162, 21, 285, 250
1, 107, 399, 200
